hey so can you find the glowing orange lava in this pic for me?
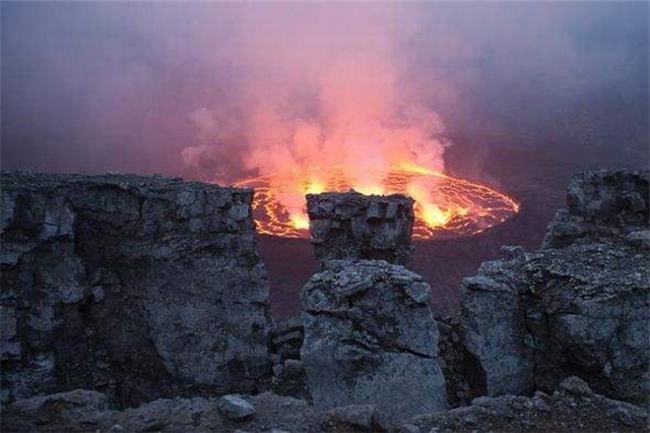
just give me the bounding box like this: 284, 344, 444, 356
234, 166, 520, 240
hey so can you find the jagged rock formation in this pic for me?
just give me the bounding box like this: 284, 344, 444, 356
301, 260, 447, 425
306, 192, 414, 266
543, 170, 649, 248
0, 171, 271, 406
461, 170, 649, 404
400, 376, 648, 433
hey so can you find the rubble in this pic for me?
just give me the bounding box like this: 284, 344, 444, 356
400, 376, 648, 433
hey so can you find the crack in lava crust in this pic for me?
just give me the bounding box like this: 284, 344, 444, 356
234, 167, 520, 240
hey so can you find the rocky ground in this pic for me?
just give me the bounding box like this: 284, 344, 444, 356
3, 376, 647, 433
1, 169, 648, 433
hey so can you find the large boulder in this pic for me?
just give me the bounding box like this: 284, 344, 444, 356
301, 260, 447, 424
0, 171, 271, 406
306, 192, 414, 266
461, 170, 649, 405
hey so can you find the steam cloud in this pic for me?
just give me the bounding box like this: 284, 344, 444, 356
180, 5, 451, 191
2, 2, 648, 180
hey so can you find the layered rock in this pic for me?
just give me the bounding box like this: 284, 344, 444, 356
306, 192, 414, 266
268, 317, 309, 399
401, 376, 648, 433
461, 170, 649, 405
0, 171, 270, 406
301, 260, 447, 424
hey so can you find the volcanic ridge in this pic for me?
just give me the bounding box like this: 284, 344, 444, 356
0, 169, 648, 433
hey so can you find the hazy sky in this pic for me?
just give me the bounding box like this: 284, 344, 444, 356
2, 1, 648, 181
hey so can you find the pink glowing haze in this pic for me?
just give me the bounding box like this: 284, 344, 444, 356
181, 5, 450, 228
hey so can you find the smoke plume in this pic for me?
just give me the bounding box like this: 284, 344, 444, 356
2, 2, 648, 181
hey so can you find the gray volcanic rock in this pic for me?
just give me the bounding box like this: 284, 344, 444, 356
301, 260, 447, 424
323, 404, 385, 432
216, 394, 256, 420
269, 317, 310, 399
432, 310, 483, 408
401, 376, 648, 433
543, 170, 649, 248
462, 242, 649, 404
460, 254, 535, 398
3, 390, 324, 433
461, 170, 650, 405
5, 379, 645, 433
7, 389, 111, 428
306, 192, 414, 266
0, 171, 270, 406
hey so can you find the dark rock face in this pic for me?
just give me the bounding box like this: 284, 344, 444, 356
306, 192, 414, 266
401, 376, 648, 433
543, 170, 649, 248
268, 317, 310, 399
433, 311, 485, 408
1, 171, 271, 406
301, 260, 447, 424
461, 170, 650, 405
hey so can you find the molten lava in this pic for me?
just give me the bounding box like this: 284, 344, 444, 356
234, 165, 519, 240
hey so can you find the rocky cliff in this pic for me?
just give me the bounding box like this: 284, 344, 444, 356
1, 171, 271, 406
461, 170, 649, 405
1, 169, 648, 433
542, 170, 648, 248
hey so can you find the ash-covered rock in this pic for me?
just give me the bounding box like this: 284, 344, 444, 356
400, 376, 648, 433
461, 170, 650, 405
306, 192, 414, 266
0, 171, 271, 406
543, 170, 649, 248
301, 260, 447, 425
